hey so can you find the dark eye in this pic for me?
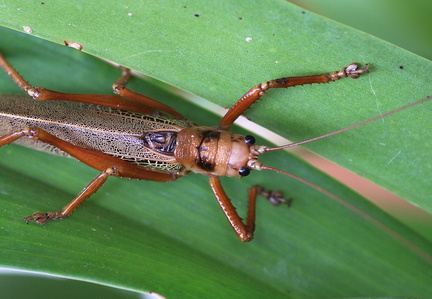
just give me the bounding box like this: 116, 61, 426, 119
238, 167, 250, 177
244, 135, 256, 145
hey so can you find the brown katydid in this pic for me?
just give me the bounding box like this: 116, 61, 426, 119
0, 52, 429, 242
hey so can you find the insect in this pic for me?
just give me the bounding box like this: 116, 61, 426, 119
0, 53, 428, 242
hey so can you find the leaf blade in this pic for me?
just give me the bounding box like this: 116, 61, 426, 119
0, 1, 431, 298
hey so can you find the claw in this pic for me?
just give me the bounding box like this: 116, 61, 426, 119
24, 211, 59, 224
345, 63, 370, 79
257, 186, 293, 207
329, 63, 370, 80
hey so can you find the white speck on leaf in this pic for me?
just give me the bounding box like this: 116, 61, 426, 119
23, 26, 32, 34
386, 150, 402, 166
125, 50, 181, 59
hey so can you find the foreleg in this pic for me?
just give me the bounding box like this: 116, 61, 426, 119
219, 63, 369, 129
209, 176, 291, 242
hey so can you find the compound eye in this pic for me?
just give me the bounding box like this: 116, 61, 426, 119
238, 167, 251, 177
244, 135, 256, 145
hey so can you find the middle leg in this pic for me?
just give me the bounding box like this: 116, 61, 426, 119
1, 126, 178, 222
112, 67, 184, 118
0, 52, 183, 117
25, 168, 115, 224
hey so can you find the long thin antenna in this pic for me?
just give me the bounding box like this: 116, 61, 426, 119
265, 96, 432, 152
260, 165, 432, 265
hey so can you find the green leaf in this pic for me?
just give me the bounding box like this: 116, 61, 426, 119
0, 1, 431, 298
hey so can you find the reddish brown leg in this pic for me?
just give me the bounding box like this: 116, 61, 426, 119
113, 67, 184, 118
209, 176, 291, 242
0, 53, 182, 117
0, 127, 177, 223
26, 89, 161, 115
219, 63, 369, 129
0, 127, 177, 181
25, 168, 114, 224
